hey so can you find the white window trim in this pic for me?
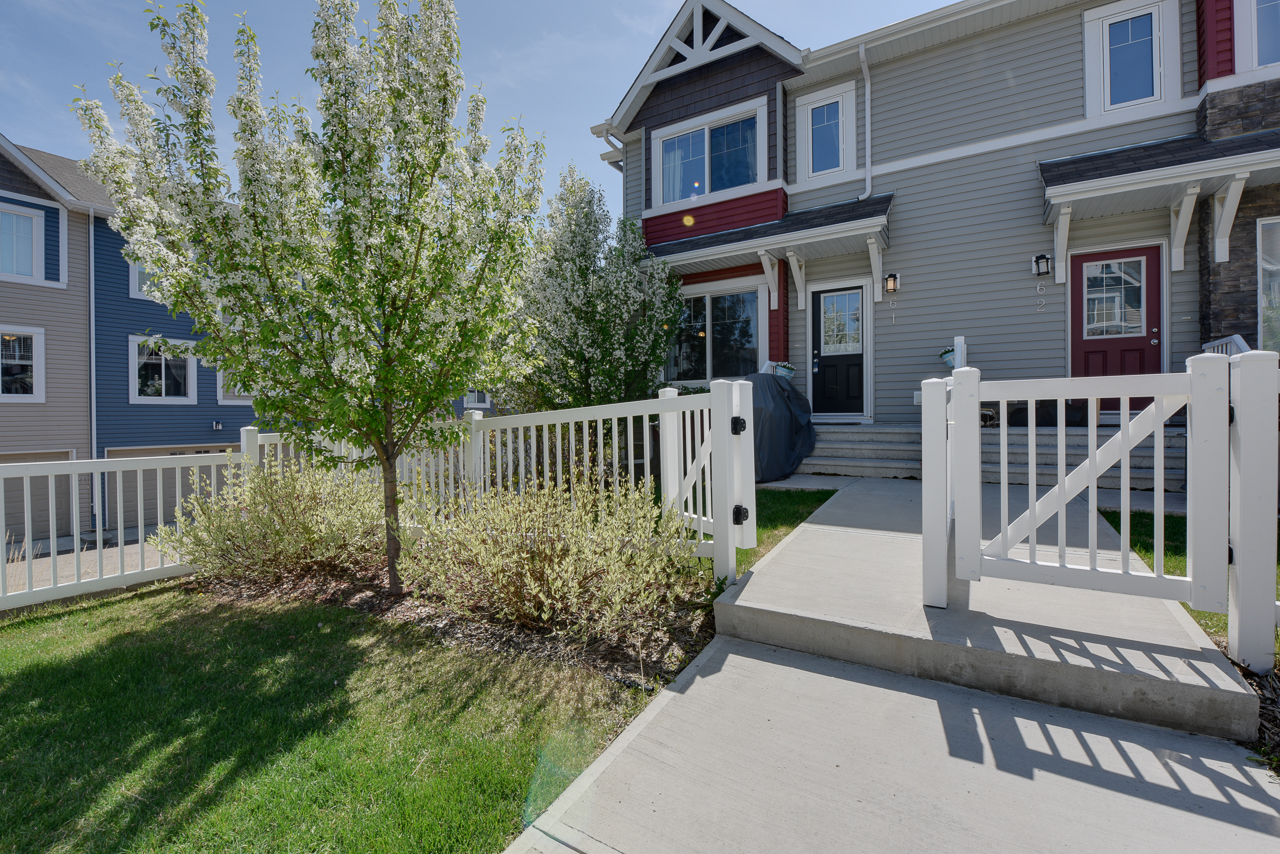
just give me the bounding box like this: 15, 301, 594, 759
1083, 0, 1178, 117
1234, 0, 1280, 76
463, 389, 491, 410
128, 334, 199, 405
1258, 216, 1280, 349
128, 262, 162, 302
0, 324, 46, 404
216, 370, 254, 406
0, 199, 46, 287
794, 80, 861, 193
649, 96, 769, 213
667, 274, 769, 385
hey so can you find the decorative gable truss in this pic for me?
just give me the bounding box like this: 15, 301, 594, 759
593, 0, 803, 154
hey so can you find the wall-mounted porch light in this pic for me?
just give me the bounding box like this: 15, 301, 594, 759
1033, 254, 1052, 277
883, 273, 900, 294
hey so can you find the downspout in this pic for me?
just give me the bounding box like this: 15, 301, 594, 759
857, 43, 873, 201
88, 207, 98, 523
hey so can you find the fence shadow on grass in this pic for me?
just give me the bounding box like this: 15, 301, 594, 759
0, 599, 364, 852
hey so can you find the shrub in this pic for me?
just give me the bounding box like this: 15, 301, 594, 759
404, 476, 701, 646
150, 459, 386, 577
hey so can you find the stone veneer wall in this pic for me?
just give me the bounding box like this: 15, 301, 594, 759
1196, 80, 1280, 140
1198, 184, 1280, 345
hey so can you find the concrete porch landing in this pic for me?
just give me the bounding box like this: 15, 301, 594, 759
716, 478, 1258, 741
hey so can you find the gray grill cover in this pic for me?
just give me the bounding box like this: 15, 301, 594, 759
746, 373, 816, 483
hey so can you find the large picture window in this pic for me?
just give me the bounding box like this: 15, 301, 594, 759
655, 100, 766, 207
129, 335, 198, 405
667, 291, 758, 382
1259, 219, 1280, 351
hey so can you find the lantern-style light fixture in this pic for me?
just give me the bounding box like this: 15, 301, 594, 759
883, 273, 900, 294
1033, 254, 1052, 277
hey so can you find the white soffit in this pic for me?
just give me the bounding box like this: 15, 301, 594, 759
656, 216, 888, 275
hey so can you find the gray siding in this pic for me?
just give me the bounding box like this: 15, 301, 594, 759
624, 137, 644, 220
1181, 0, 1199, 98
0, 208, 90, 459
785, 110, 1199, 422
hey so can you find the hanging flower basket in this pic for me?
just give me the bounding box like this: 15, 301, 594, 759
939, 347, 956, 369
774, 362, 796, 380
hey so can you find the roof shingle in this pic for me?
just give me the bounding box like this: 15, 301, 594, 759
1039, 129, 1280, 188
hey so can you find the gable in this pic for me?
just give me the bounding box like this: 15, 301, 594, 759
0, 150, 54, 201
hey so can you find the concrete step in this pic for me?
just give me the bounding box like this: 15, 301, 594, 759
980, 446, 1186, 469
795, 456, 920, 479
715, 478, 1259, 742
812, 440, 923, 461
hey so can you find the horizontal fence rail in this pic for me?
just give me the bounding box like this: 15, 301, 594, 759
1, 382, 759, 611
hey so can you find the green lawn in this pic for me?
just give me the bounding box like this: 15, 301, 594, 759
1100, 509, 1280, 658
737, 488, 838, 573
0, 588, 645, 854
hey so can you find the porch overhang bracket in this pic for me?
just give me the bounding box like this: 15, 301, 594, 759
1169, 183, 1200, 272
787, 251, 806, 311
868, 237, 884, 302
758, 251, 779, 310
1053, 205, 1071, 284
1213, 173, 1249, 263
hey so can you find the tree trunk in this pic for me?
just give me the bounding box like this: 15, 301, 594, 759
381, 454, 403, 594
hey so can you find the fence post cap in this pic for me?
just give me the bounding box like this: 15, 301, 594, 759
658, 387, 678, 399
1229, 350, 1279, 363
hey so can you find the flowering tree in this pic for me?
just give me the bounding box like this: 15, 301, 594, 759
507, 167, 682, 411
75, 0, 543, 593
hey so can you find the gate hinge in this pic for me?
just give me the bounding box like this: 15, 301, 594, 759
1228, 404, 1235, 426
733, 504, 750, 525
1228, 543, 1234, 565
730, 416, 747, 435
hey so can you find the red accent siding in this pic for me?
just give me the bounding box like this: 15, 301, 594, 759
1197, 0, 1235, 88
644, 188, 787, 246
771, 263, 788, 363
679, 264, 761, 286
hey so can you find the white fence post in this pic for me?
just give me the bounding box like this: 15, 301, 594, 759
951, 367, 982, 581
710, 380, 738, 584
732, 380, 757, 551
953, 336, 967, 369
463, 410, 484, 494
1186, 353, 1230, 613
239, 426, 259, 468
921, 377, 950, 607
658, 388, 681, 512
1228, 351, 1279, 673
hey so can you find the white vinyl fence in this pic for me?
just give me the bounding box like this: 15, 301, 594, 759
1, 381, 757, 612
923, 352, 1280, 674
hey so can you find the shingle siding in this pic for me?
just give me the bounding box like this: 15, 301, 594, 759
93, 217, 255, 457
0, 150, 54, 200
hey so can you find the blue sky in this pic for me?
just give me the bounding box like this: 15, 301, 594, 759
1, 0, 946, 215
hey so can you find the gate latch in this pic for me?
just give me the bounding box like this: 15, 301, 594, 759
730, 416, 747, 435
733, 505, 750, 525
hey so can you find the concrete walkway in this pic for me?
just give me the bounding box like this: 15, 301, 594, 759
507, 478, 1279, 853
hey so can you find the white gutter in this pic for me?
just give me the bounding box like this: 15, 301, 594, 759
857, 43, 873, 202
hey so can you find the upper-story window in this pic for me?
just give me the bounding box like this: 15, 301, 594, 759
0, 201, 45, 285
652, 97, 768, 209
1259, 0, 1280, 66
129, 335, 198, 405
794, 80, 856, 190
129, 263, 161, 301
0, 326, 44, 403
1103, 6, 1160, 108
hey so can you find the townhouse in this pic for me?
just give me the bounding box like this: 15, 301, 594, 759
593, 0, 1280, 423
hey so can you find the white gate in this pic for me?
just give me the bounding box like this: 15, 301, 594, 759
922, 352, 1279, 673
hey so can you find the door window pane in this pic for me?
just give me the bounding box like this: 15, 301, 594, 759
709, 117, 756, 193
666, 296, 708, 381
1260, 221, 1280, 350
821, 291, 862, 355
1261, 0, 1280, 66
1108, 14, 1155, 106
710, 291, 757, 377
811, 102, 841, 174
0, 333, 34, 396
0, 211, 35, 277
1084, 259, 1144, 337
662, 131, 705, 203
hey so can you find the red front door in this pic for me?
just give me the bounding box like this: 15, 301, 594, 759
1070, 246, 1163, 377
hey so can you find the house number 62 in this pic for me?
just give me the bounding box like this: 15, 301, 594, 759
1036, 282, 1046, 312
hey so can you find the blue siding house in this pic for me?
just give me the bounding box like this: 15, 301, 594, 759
92, 218, 255, 459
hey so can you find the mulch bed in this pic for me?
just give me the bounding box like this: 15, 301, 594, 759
1238, 665, 1280, 773
181, 564, 716, 689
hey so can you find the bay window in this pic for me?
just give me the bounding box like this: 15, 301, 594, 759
667, 291, 758, 382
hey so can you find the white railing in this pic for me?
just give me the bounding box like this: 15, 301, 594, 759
0, 382, 758, 611
922, 352, 1279, 674
1202, 334, 1251, 355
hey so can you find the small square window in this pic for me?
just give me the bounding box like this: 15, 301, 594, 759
129, 335, 198, 404
811, 102, 841, 174
464, 389, 490, 409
